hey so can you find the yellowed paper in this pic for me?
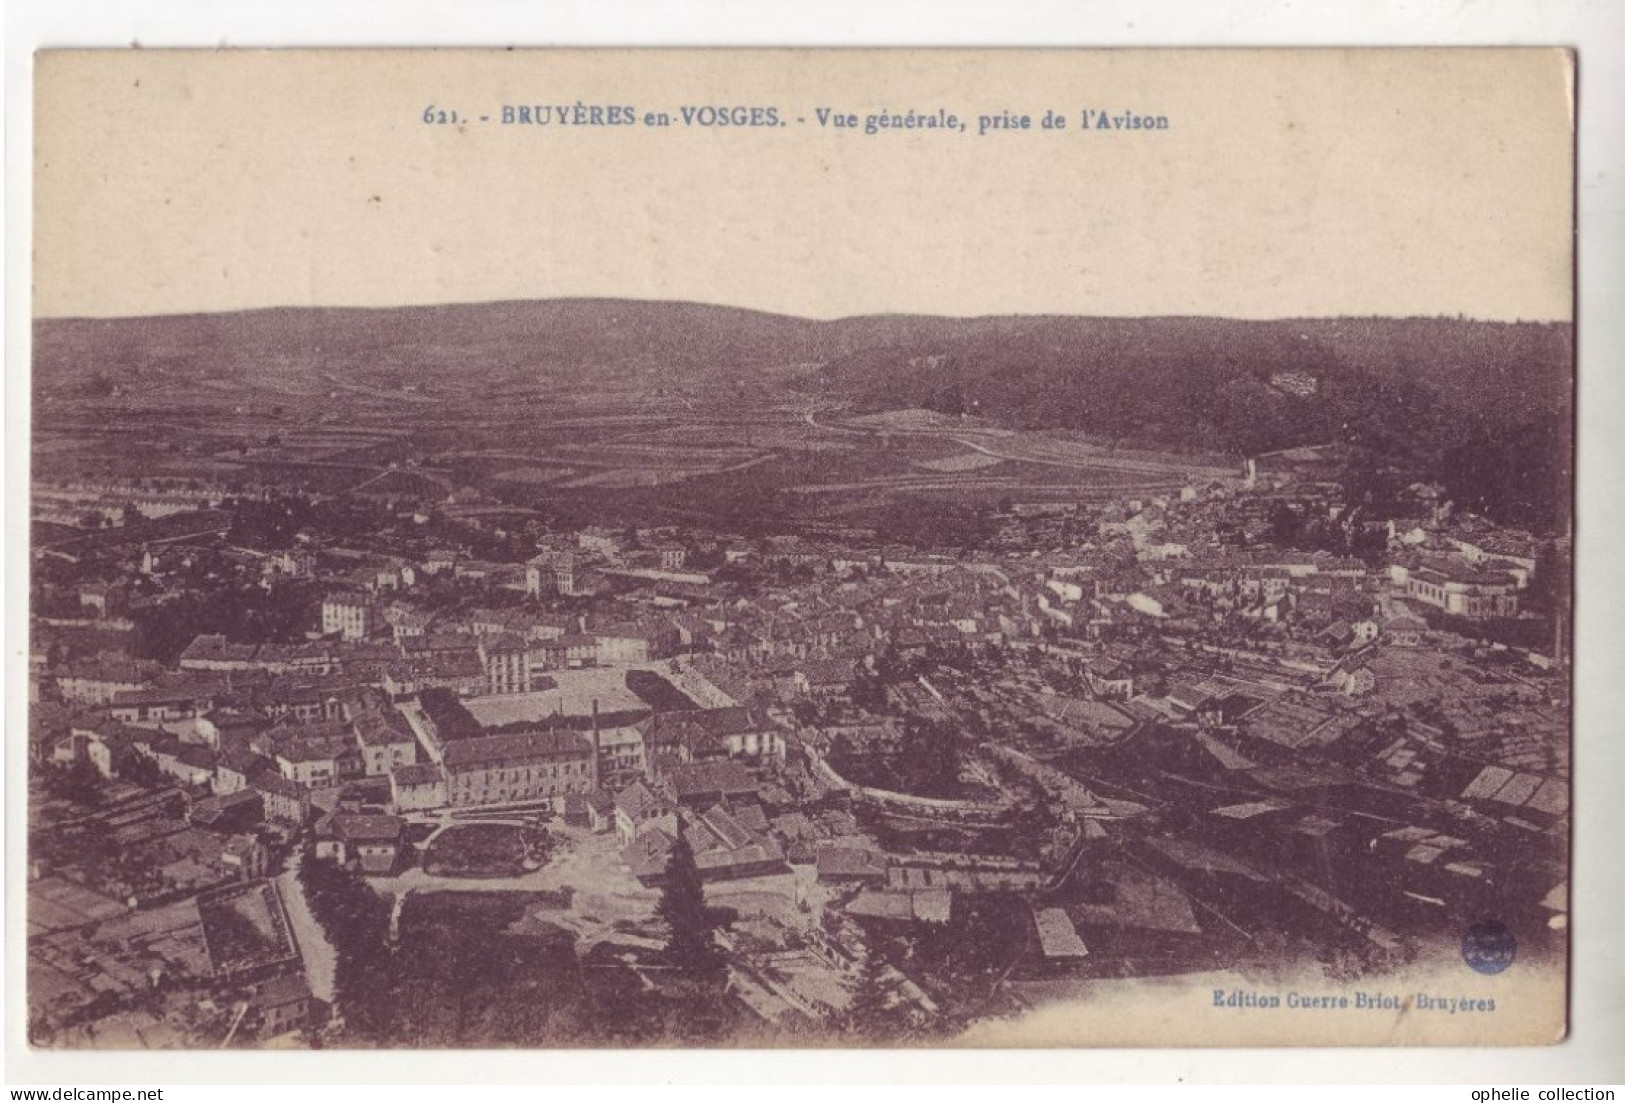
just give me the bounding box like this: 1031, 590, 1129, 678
27, 48, 1572, 1050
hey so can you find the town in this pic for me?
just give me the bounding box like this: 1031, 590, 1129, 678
27, 307, 1572, 1049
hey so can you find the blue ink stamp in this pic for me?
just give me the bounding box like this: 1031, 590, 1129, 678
1462, 920, 1517, 975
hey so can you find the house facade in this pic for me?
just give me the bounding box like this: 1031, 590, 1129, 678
441, 729, 596, 808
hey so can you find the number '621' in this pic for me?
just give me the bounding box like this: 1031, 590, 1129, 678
422, 106, 461, 124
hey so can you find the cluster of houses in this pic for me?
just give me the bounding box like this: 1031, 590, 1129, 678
35, 475, 1561, 875
1016, 512, 1536, 652
26, 462, 1572, 1046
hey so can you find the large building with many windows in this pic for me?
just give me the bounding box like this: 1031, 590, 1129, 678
441, 728, 596, 808
321, 593, 376, 641
1405, 567, 1519, 620
477, 633, 532, 695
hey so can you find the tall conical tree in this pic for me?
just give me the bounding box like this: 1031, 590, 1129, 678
656, 815, 720, 971
840, 946, 911, 1044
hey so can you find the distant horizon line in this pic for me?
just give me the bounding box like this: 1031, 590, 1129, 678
31, 294, 1573, 327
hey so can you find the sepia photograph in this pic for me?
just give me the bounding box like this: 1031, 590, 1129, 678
20, 48, 1575, 1052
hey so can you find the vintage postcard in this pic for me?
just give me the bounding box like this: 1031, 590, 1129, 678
23, 48, 1573, 1050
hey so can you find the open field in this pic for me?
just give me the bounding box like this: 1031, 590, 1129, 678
843, 408, 970, 432
913, 452, 1007, 473
489, 466, 579, 485
35, 351, 1242, 532
34, 300, 1270, 535
553, 442, 765, 468
373, 827, 663, 947
947, 432, 1238, 479
462, 667, 656, 725
423, 823, 531, 878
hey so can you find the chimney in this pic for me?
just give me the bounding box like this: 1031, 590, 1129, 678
590, 698, 601, 790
